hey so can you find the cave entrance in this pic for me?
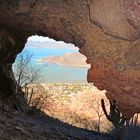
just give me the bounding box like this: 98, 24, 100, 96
13, 35, 89, 84
12, 35, 106, 132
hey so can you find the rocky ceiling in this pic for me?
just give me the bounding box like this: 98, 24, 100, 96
0, 0, 140, 117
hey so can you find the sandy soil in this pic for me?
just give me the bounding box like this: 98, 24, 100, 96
28, 83, 112, 132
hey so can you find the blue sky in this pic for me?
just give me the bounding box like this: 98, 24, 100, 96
27, 35, 78, 50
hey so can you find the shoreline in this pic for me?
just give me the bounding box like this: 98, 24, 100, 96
36, 52, 90, 68
29, 82, 94, 87
37, 59, 90, 68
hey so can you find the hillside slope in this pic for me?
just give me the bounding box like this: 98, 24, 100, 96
0, 110, 110, 140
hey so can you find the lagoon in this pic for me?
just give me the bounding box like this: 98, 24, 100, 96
15, 42, 88, 83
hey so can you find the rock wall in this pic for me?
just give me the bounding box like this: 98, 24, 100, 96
0, 26, 27, 111
0, 0, 140, 117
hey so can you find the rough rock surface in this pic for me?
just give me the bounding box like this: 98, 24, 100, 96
0, 0, 140, 117
0, 110, 110, 140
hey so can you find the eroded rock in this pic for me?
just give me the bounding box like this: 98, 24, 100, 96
0, 0, 140, 117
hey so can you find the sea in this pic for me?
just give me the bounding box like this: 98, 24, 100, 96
14, 41, 88, 83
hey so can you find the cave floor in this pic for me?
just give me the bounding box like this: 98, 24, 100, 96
0, 110, 110, 140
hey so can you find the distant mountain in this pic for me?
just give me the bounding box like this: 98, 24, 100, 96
37, 52, 90, 68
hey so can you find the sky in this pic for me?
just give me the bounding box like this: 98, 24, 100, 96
14, 35, 87, 83
28, 35, 57, 42
27, 35, 78, 50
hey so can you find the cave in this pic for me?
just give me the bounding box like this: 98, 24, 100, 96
0, 0, 140, 119
12, 35, 89, 84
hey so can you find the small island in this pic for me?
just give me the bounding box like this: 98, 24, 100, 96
37, 52, 90, 68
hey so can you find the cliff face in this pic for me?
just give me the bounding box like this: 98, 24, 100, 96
0, 0, 140, 117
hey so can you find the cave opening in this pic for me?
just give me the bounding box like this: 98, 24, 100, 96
12, 35, 109, 132
0, 1, 140, 138
13, 35, 89, 84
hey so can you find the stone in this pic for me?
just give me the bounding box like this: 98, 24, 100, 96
0, 0, 140, 117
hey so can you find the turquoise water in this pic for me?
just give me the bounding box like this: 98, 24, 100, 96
23, 46, 78, 59
40, 63, 87, 83
16, 44, 88, 83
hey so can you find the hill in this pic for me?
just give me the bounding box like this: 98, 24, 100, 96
38, 52, 90, 68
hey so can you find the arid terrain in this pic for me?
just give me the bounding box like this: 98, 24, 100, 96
0, 83, 113, 140
0, 83, 139, 140
27, 83, 112, 132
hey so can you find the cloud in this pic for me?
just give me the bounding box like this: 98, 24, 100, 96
28, 35, 56, 42
26, 35, 78, 50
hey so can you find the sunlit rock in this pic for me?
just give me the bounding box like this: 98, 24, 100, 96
0, 0, 140, 117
